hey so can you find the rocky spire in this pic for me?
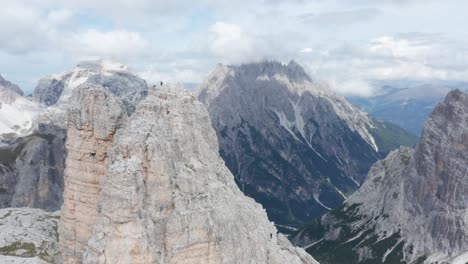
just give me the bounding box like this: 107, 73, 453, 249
406, 89, 468, 254
60, 84, 128, 263
61, 85, 317, 263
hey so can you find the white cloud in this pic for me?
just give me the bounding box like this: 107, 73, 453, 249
369, 62, 468, 81
209, 22, 244, 53
328, 79, 375, 97
299, 33, 468, 97
299, 8, 382, 27
1, 0, 468, 97
0, 3, 53, 54
300, 48, 313, 53
46, 9, 73, 26
139, 67, 201, 86
67, 29, 150, 60
369, 35, 433, 60
205, 22, 263, 63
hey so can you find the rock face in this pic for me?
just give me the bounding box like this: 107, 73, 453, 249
32, 60, 148, 137
61, 85, 318, 264
0, 74, 23, 97
60, 84, 128, 263
0, 208, 59, 263
33, 60, 148, 108
0, 76, 64, 211
34, 78, 65, 107
0, 61, 149, 213
294, 90, 468, 263
0, 125, 65, 211
197, 60, 416, 228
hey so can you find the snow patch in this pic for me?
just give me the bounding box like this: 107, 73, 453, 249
314, 194, 331, 210
451, 251, 468, 264
273, 107, 327, 162
304, 238, 324, 250
257, 75, 270, 81
56, 69, 94, 104
272, 109, 301, 142
334, 186, 348, 200
344, 229, 367, 244
382, 239, 403, 263
0, 97, 43, 136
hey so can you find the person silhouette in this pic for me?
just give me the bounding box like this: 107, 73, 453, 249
160, 81, 163, 86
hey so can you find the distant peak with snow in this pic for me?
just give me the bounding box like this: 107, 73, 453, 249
75, 60, 130, 73
0, 74, 23, 97
0, 75, 42, 139
33, 60, 147, 107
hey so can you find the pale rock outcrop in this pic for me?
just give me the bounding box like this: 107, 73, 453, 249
60, 84, 128, 263
0, 208, 59, 263
61, 85, 318, 263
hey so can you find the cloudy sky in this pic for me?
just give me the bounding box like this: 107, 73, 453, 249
1, 0, 468, 95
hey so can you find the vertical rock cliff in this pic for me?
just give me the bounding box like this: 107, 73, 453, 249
60, 84, 128, 263
0, 124, 65, 211
0, 74, 64, 211
61, 85, 317, 263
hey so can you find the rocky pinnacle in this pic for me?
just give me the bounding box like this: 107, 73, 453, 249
60, 85, 318, 263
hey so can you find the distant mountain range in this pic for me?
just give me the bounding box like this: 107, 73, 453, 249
347, 81, 468, 136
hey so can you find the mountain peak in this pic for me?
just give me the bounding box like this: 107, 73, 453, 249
436, 88, 468, 113
413, 88, 468, 204
0, 74, 23, 97
230, 60, 312, 83
61, 83, 317, 264
287, 59, 310, 79
33, 60, 146, 107
198, 60, 316, 106
75, 60, 130, 73
196, 60, 416, 228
